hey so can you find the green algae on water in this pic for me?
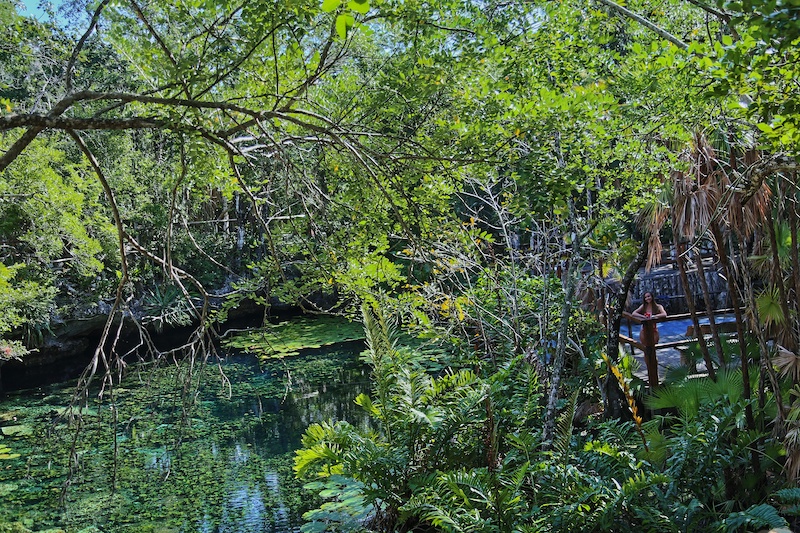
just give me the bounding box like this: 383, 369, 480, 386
0, 340, 370, 532
223, 316, 365, 360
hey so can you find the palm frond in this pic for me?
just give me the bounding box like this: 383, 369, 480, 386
647, 380, 701, 418
774, 345, 800, 383
757, 286, 787, 326
704, 367, 743, 404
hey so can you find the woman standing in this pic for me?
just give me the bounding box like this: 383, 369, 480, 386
632, 292, 668, 344
632, 292, 667, 387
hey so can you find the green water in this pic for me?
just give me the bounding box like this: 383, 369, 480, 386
0, 343, 370, 533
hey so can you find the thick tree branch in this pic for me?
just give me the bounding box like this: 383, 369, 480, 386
595, 0, 689, 50
737, 153, 800, 204
1, 115, 165, 131
0, 91, 103, 172
683, 0, 733, 24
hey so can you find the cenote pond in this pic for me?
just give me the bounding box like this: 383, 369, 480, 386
0, 317, 372, 533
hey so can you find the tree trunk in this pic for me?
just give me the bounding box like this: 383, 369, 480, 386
790, 199, 800, 327
542, 216, 598, 446
674, 238, 716, 379
711, 223, 756, 431
694, 247, 727, 367
542, 252, 580, 447
602, 239, 648, 420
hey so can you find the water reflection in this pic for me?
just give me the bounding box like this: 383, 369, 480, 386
0, 343, 371, 532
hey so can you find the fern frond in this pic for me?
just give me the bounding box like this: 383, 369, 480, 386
295, 421, 354, 478
506, 461, 530, 493
553, 389, 579, 462
361, 302, 395, 366
621, 471, 670, 498
401, 501, 462, 533
721, 503, 787, 531
774, 487, 800, 504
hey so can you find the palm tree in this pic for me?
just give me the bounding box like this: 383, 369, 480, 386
673, 235, 717, 379
639, 147, 724, 377
672, 133, 729, 368
663, 132, 779, 434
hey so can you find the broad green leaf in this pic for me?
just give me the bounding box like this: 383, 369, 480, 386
321, 0, 341, 12
335, 13, 354, 39
348, 0, 369, 14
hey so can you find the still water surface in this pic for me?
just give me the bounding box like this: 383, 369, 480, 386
0, 342, 369, 532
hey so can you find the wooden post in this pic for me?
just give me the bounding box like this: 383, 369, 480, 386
640, 321, 659, 387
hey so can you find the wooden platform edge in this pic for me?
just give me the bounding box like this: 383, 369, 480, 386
618, 334, 694, 351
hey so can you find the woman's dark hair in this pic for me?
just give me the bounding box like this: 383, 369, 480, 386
642, 292, 659, 307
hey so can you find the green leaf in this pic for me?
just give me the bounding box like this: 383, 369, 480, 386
335, 13, 354, 39
321, 0, 341, 12
354, 393, 379, 415
348, 0, 369, 14
301, 521, 327, 533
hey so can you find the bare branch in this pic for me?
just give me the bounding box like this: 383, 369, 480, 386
736, 153, 800, 204
128, 0, 179, 69
65, 0, 113, 92
683, 0, 734, 25
68, 129, 130, 394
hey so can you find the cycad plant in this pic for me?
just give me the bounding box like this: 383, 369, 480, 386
645, 369, 786, 519
295, 304, 490, 531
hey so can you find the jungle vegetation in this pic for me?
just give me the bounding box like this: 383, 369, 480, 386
3, 0, 800, 530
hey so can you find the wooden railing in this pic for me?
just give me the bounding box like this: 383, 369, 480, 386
618, 309, 739, 386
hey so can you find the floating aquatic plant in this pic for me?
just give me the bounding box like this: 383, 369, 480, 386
0, 425, 32, 437
223, 316, 366, 360
0, 446, 19, 460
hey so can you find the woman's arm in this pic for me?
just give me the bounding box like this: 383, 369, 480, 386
652, 304, 667, 319
631, 304, 646, 319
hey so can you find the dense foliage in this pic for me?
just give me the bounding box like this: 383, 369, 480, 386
2, 0, 800, 530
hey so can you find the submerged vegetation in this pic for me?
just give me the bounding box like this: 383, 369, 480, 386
2, 0, 800, 530
0, 344, 370, 532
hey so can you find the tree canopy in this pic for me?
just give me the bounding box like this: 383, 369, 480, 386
3, 0, 800, 528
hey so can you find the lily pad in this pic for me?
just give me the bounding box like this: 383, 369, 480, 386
223, 316, 365, 360
0, 445, 20, 459
54, 407, 98, 418
1, 425, 33, 437
0, 482, 18, 496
